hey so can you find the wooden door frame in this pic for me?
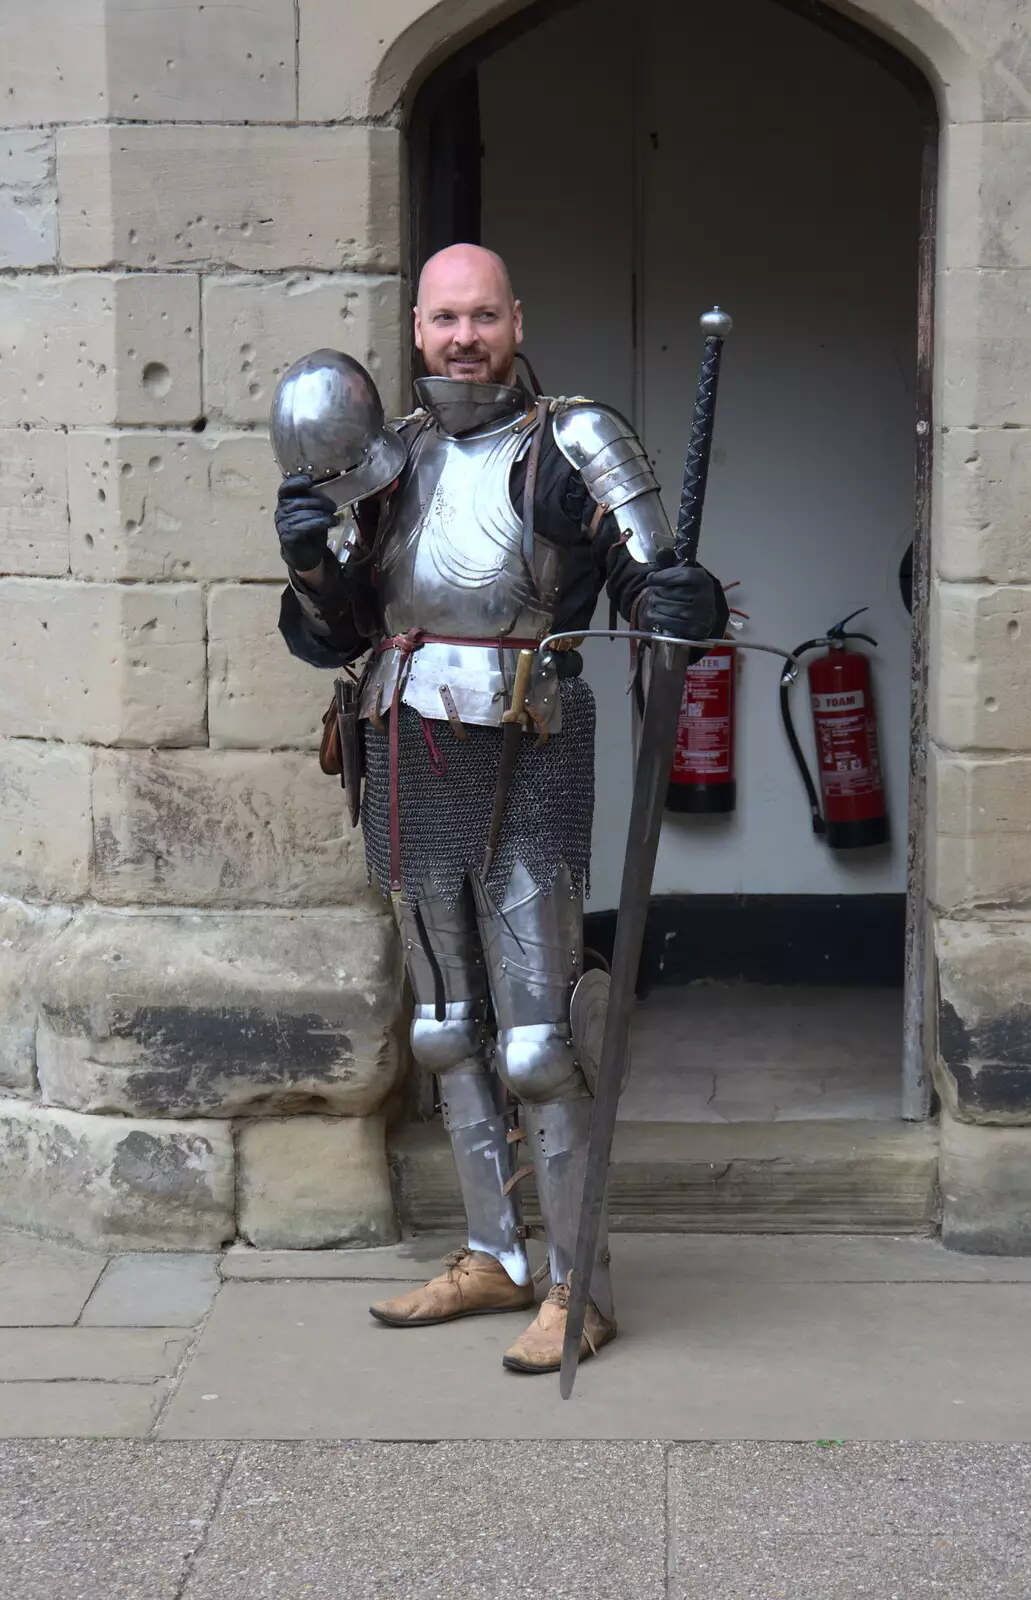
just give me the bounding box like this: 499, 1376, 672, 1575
407, 0, 939, 1121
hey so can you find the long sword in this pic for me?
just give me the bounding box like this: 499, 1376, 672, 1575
559, 307, 733, 1399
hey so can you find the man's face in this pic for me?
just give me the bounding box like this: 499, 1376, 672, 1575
414, 250, 523, 385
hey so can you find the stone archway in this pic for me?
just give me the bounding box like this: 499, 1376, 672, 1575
382, 0, 1031, 1248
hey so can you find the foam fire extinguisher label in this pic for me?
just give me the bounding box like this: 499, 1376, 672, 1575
811, 700, 883, 799
811, 689, 865, 713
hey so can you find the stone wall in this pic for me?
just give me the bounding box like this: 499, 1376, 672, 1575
2, 0, 1031, 1250
0, 0, 408, 1250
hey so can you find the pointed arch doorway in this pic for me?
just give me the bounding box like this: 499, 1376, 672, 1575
404, 0, 937, 1214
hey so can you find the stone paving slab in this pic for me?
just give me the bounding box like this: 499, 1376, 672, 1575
220, 1232, 550, 1282
180, 1441, 667, 1600
668, 1441, 1031, 1534
218, 1231, 1031, 1283
0, 1381, 171, 1438
0, 1328, 190, 1381
0, 1440, 236, 1598
0, 1228, 106, 1327
617, 1231, 1031, 1281
2, 1441, 1031, 1599
670, 1533, 1030, 1598
159, 1264, 1031, 1441
81, 1254, 220, 1327
219, 1233, 462, 1281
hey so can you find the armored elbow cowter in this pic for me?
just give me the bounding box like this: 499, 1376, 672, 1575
551, 400, 675, 565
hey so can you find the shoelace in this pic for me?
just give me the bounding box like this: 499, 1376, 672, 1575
443, 1247, 473, 1280
543, 1280, 597, 1353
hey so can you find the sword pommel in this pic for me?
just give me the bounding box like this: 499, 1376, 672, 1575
700, 307, 733, 340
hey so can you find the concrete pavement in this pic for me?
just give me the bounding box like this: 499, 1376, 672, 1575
4, 1439, 1031, 1597
4, 1227, 1031, 1593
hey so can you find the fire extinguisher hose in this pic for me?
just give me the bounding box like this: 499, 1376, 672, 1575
779, 641, 828, 837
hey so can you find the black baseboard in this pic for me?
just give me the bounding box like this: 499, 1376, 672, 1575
584, 894, 906, 993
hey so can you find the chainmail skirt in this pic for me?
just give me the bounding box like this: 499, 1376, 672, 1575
361, 677, 595, 909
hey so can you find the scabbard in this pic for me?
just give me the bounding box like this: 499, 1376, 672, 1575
334, 675, 363, 830
482, 722, 523, 878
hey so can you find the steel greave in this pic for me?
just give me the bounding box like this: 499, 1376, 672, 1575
524, 1097, 614, 1321
439, 1063, 531, 1288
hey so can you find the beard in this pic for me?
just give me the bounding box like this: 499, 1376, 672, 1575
426, 343, 516, 384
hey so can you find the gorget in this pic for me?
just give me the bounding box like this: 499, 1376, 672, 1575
361, 404, 564, 733
414, 375, 530, 437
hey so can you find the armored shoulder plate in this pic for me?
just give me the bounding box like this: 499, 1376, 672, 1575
552, 399, 673, 563
552, 400, 659, 511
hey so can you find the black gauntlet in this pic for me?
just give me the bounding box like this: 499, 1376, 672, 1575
637, 556, 729, 641
275, 473, 339, 574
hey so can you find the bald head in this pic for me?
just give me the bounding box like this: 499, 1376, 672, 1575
417, 244, 514, 311
414, 243, 523, 385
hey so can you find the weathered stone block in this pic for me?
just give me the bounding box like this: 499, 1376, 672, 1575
929, 748, 1031, 913
57, 125, 401, 273
934, 426, 1031, 584
940, 1108, 1031, 1255
931, 581, 1031, 750
0, 897, 71, 1096
299, 0, 428, 120
34, 905, 403, 1118
935, 918, 1031, 1124
106, 0, 295, 122
940, 120, 1031, 273
0, 1097, 235, 1252
0, 130, 56, 268
203, 273, 404, 424
0, 429, 68, 576
0, 273, 201, 427
937, 267, 1031, 429
0, 0, 107, 125
67, 430, 281, 582
92, 749, 371, 906
0, 579, 205, 746
208, 583, 330, 749
237, 1114, 399, 1249
0, 741, 92, 901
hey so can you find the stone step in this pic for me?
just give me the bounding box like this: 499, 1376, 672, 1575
389, 1118, 940, 1236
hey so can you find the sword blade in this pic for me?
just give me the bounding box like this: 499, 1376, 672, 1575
559, 639, 689, 1398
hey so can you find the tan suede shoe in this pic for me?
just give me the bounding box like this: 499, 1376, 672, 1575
369, 1248, 534, 1328
501, 1282, 617, 1374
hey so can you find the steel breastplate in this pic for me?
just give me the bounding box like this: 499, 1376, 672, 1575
361, 417, 563, 732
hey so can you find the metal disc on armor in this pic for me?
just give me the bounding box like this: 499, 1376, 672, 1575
570, 969, 630, 1098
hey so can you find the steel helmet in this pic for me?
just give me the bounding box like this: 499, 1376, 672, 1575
269, 349, 407, 507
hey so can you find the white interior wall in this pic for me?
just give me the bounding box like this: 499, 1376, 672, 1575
478, 0, 922, 910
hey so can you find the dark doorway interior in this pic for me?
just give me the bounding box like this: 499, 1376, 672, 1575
407, 0, 937, 1122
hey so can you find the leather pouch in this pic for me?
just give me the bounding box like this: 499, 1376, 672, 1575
319, 675, 363, 828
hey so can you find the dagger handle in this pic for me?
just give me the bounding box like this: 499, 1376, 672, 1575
675, 308, 733, 566
502, 648, 535, 725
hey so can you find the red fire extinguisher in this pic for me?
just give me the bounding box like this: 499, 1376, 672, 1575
780, 608, 889, 849
666, 588, 740, 815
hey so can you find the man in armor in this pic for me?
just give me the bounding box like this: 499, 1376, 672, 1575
274, 244, 726, 1374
